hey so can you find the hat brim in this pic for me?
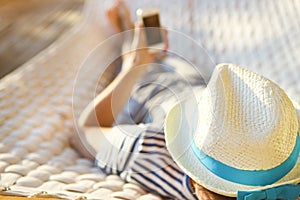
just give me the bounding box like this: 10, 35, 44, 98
165, 97, 300, 197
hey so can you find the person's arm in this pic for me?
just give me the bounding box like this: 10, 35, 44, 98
79, 65, 148, 127
72, 25, 161, 159
79, 24, 157, 128
72, 63, 148, 159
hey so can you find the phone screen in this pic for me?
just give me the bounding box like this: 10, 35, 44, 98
143, 14, 163, 46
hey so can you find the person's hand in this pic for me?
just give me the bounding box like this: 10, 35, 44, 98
122, 23, 169, 70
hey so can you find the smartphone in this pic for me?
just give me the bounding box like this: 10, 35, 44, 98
136, 8, 165, 51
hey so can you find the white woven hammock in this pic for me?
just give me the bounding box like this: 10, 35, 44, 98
0, 0, 299, 199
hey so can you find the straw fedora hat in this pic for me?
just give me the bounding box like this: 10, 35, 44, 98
165, 64, 300, 199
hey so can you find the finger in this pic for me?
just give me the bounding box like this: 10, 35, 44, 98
162, 28, 169, 52
149, 28, 168, 60
131, 23, 147, 50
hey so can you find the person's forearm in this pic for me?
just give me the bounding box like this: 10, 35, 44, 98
79, 21, 157, 128
79, 64, 148, 127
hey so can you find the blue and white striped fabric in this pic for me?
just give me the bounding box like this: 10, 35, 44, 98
95, 66, 205, 199
130, 129, 196, 199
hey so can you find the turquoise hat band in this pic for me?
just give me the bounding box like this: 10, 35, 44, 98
191, 134, 300, 186
237, 184, 300, 200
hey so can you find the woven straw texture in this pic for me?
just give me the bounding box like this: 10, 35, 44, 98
196, 64, 298, 170
1, 0, 300, 199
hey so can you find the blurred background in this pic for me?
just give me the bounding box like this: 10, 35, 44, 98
0, 0, 84, 78
0, 0, 299, 99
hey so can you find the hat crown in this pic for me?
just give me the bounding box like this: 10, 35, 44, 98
195, 64, 298, 170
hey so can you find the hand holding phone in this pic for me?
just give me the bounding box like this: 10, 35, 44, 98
136, 8, 165, 51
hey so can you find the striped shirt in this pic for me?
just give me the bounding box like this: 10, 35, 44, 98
95, 64, 205, 199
